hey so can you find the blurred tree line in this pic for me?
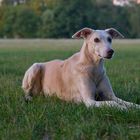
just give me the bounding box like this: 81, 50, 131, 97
0, 0, 140, 38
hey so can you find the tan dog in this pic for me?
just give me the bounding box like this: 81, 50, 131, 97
22, 28, 140, 109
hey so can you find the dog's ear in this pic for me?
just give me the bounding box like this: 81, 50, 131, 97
72, 28, 93, 39
105, 28, 124, 39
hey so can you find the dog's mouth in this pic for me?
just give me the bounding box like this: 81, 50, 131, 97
105, 54, 113, 59
97, 54, 112, 59
95, 51, 114, 59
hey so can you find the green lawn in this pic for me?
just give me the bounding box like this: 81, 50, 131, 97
0, 39, 140, 140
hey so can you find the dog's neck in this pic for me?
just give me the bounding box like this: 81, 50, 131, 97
79, 41, 102, 66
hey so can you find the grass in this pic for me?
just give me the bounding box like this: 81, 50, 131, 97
0, 39, 140, 140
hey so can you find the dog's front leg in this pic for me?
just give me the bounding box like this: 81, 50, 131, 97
80, 77, 126, 109
96, 75, 128, 109
113, 97, 140, 109
97, 75, 140, 109
79, 77, 96, 107
96, 75, 116, 100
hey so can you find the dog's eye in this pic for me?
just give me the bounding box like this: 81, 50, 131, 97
107, 37, 112, 43
94, 38, 100, 43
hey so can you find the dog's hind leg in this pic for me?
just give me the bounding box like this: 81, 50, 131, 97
22, 63, 42, 101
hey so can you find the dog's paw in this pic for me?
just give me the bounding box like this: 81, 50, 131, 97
24, 95, 32, 102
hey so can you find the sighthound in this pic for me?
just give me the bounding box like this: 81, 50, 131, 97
22, 27, 140, 109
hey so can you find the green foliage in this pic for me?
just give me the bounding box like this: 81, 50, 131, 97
128, 5, 140, 38
49, 0, 94, 38
26, 0, 47, 14
0, 0, 140, 38
39, 9, 55, 38
39, 0, 94, 38
3, 7, 17, 37
0, 7, 6, 37
3, 6, 40, 38
13, 6, 40, 38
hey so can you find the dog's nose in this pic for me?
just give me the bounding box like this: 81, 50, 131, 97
108, 49, 114, 55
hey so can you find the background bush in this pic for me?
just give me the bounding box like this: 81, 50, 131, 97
0, 0, 140, 38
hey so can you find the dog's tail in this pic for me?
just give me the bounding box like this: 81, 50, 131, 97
22, 63, 42, 101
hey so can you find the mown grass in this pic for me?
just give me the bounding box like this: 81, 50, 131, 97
0, 39, 140, 140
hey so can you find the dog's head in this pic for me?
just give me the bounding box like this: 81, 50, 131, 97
72, 27, 124, 59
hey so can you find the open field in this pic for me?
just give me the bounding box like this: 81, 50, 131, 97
0, 39, 140, 140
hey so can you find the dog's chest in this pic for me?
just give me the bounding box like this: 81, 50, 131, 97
84, 65, 104, 84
